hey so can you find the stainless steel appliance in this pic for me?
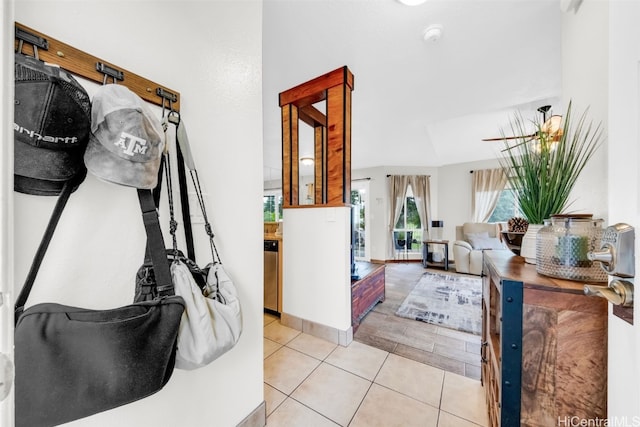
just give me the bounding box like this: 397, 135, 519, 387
264, 240, 279, 312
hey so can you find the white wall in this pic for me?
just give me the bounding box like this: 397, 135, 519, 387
282, 207, 351, 331
1, 2, 16, 426
561, 0, 609, 223
437, 158, 502, 246
9, 1, 264, 426
607, 0, 640, 419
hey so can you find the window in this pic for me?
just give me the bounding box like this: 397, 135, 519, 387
487, 188, 521, 223
263, 190, 283, 222
393, 187, 422, 253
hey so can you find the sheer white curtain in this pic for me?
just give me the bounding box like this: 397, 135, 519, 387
409, 175, 431, 241
388, 175, 409, 258
471, 168, 507, 222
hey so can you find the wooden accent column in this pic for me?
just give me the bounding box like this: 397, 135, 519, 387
279, 66, 354, 208
313, 121, 327, 204
281, 104, 299, 206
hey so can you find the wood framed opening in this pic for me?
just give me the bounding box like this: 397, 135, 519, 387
279, 66, 354, 208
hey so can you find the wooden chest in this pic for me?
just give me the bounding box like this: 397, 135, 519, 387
351, 262, 385, 332
482, 251, 607, 427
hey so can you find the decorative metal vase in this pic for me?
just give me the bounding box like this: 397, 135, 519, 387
535, 214, 607, 282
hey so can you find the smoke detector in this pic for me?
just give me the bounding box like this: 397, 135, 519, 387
423, 25, 443, 42
397, 0, 427, 5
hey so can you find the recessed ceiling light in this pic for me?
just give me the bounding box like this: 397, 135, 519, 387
397, 0, 427, 5
300, 156, 314, 166
423, 24, 443, 42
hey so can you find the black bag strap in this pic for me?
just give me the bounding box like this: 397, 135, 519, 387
172, 113, 223, 265
175, 142, 195, 261
160, 111, 218, 265
141, 154, 165, 266
15, 178, 76, 316
137, 189, 173, 297
15, 179, 173, 322
161, 111, 195, 261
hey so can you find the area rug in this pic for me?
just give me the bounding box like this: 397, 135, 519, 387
395, 272, 482, 335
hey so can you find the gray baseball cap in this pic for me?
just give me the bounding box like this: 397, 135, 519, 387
84, 84, 164, 189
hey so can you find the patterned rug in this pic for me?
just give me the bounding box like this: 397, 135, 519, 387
395, 272, 482, 335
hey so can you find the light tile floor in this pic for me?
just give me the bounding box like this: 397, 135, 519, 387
264, 313, 489, 427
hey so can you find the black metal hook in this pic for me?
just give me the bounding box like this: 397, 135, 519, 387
15, 27, 48, 60
96, 62, 124, 85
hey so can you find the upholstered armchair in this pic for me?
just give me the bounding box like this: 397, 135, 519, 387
453, 222, 506, 275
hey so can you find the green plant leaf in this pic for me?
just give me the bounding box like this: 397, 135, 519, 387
498, 101, 603, 224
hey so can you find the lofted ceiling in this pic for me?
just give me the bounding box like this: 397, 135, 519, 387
262, 0, 563, 182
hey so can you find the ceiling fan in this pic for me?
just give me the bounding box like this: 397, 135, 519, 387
482, 105, 563, 145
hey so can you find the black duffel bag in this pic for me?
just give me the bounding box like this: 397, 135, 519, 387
14, 184, 185, 427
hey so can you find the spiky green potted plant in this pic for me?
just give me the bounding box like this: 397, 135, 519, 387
498, 101, 603, 264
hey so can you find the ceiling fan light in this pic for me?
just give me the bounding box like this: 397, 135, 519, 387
541, 115, 562, 131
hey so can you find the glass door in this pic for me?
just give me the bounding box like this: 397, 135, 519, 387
351, 181, 370, 261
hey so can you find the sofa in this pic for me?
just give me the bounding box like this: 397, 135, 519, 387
453, 222, 506, 275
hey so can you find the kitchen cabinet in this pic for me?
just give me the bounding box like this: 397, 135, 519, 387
264, 224, 283, 313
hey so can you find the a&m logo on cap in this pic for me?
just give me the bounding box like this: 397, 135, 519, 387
115, 132, 148, 157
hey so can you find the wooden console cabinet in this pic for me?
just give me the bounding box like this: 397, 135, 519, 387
482, 251, 607, 427
351, 262, 385, 332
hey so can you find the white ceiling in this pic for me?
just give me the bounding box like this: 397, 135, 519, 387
262, 0, 563, 182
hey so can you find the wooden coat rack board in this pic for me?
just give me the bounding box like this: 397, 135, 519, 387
14, 22, 180, 110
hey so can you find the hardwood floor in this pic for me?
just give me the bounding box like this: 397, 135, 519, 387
353, 262, 482, 380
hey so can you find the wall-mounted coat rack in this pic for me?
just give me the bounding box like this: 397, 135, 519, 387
14, 22, 195, 258
14, 22, 180, 111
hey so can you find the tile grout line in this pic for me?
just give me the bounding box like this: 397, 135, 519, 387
344, 351, 391, 427
285, 394, 342, 426
438, 408, 487, 427
370, 351, 447, 412
369, 381, 442, 413
280, 341, 333, 396
280, 344, 369, 427
264, 344, 334, 425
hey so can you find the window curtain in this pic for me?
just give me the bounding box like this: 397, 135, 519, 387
409, 175, 431, 242
388, 175, 409, 258
471, 168, 507, 222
